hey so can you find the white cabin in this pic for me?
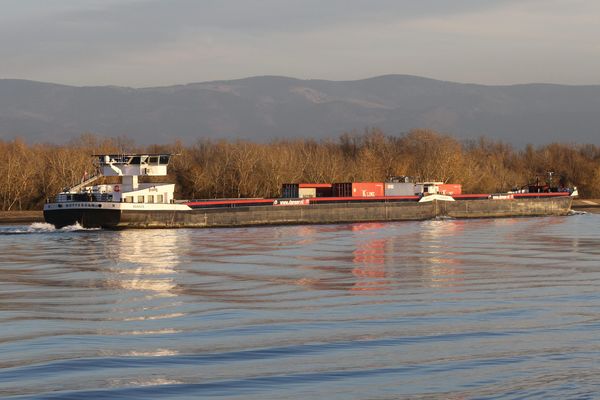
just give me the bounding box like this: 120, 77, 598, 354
56, 154, 176, 204
414, 182, 444, 195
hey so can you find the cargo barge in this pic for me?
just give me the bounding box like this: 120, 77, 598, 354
43, 154, 576, 229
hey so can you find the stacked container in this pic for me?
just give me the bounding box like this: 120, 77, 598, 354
332, 182, 384, 197
437, 184, 462, 196
384, 182, 416, 196
301, 183, 332, 198
281, 183, 299, 198
282, 183, 333, 198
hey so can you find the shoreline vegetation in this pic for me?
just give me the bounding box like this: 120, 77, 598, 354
1, 129, 599, 212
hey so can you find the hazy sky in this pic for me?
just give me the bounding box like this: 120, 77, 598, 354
2, 0, 599, 87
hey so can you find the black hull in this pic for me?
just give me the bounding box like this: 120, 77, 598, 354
44, 208, 121, 229
44, 197, 573, 229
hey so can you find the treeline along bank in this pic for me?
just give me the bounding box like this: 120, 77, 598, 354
1, 129, 599, 211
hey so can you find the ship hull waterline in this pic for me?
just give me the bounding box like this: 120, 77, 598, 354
43, 197, 573, 230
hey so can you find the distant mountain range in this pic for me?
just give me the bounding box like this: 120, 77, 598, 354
1, 75, 599, 145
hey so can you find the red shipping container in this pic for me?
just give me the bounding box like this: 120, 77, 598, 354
352, 182, 384, 197
437, 184, 462, 196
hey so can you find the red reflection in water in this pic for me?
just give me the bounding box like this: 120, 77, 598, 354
351, 231, 391, 292
351, 222, 385, 232
349, 221, 469, 293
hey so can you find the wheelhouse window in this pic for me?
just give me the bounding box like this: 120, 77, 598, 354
137, 195, 145, 203
147, 195, 154, 203
157, 194, 164, 203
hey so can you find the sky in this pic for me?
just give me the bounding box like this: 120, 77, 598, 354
1, 0, 599, 87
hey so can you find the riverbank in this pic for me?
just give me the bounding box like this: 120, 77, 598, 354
572, 199, 600, 213
0, 211, 44, 224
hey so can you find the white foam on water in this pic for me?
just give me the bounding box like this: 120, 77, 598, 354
569, 210, 588, 215
1, 222, 102, 234
28, 222, 57, 232
60, 222, 101, 231
0, 222, 57, 235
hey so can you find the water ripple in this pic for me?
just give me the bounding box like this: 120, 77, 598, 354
1, 215, 600, 398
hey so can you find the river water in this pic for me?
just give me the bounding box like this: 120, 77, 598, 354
0, 214, 599, 399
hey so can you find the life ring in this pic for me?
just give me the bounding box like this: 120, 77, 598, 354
114, 185, 120, 192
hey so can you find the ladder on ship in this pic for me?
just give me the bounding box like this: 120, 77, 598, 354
69, 174, 101, 192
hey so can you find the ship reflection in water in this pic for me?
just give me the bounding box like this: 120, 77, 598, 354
1, 215, 600, 399
349, 221, 466, 293
417, 220, 466, 289
351, 223, 390, 293
104, 230, 185, 298
97, 229, 189, 349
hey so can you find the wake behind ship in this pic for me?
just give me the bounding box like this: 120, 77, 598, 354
43, 154, 576, 229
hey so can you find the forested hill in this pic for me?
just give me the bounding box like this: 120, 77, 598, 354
1, 75, 599, 145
